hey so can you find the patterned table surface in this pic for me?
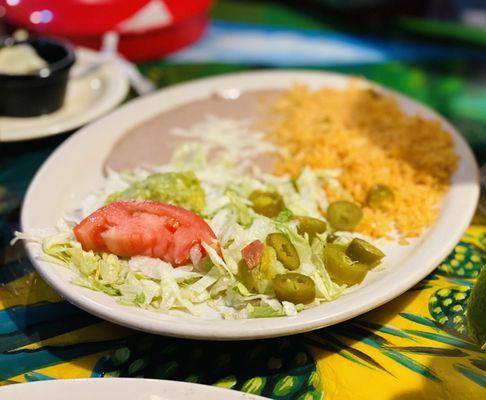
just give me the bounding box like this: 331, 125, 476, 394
0, 1, 485, 399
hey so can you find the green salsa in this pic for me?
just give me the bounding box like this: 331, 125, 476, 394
106, 171, 206, 213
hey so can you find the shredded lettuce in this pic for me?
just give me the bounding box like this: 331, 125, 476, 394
225, 190, 254, 228
295, 167, 330, 215
16, 123, 382, 320
116, 273, 161, 307
275, 208, 294, 223
248, 304, 285, 318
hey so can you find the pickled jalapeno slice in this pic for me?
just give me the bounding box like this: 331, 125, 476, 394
266, 233, 300, 270
327, 201, 363, 231
366, 184, 394, 209
249, 190, 284, 218
237, 259, 256, 291
346, 238, 385, 265
260, 246, 278, 280
324, 244, 371, 286
296, 216, 327, 240
272, 273, 316, 304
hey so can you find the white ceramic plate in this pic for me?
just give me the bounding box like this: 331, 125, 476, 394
0, 47, 129, 142
0, 378, 269, 400
21, 71, 479, 340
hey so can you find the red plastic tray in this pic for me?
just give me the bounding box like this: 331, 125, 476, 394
2, 0, 212, 61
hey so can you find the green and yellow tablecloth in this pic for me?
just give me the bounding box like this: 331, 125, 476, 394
0, 1, 484, 398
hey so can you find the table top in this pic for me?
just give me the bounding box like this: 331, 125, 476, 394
0, 1, 485, 399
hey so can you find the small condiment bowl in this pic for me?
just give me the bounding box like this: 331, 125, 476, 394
0, 36, 76, 117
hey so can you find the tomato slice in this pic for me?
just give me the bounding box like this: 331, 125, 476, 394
74, 200, 218, 267
241, 240, 265, 270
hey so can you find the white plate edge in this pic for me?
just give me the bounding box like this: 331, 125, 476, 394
20, 69, 480, 340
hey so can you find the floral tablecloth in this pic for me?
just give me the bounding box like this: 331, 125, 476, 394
0, 1, 484, 399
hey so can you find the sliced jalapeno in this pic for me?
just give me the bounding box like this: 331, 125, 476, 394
366, 184, 394, 209
260, 246, 278, 280
346, 238, 385, 265
272, 273, 316, 304
296, 216, 327, 240
324, 244, 371, 286
237, 259, 256, 291
327, 201, 363, 231
249, 190, 284, 218
266, 233, 300, 270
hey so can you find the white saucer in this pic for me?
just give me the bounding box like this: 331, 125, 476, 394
0, 47, 129, 142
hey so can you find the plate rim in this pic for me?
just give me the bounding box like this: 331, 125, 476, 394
0, 377, 269, 399
21, 69, 480, 340
0, 47, 130, 142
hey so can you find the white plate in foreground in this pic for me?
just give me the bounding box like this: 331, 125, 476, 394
0, 47, 129, 142
21, 70, 479, 340
0, 378, 268, 400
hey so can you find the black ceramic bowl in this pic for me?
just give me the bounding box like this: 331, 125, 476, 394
0, 37, 76, 117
